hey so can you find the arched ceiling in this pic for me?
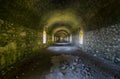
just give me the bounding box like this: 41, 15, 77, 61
0, 0, 120, 31
54, 30, 69, 37
42, 9, 84, 33
52, 26, 71, 36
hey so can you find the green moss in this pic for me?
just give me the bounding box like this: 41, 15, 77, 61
0, 19, 50, 70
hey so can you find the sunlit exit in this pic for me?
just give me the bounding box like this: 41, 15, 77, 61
43, 29, 46, 44
79, 31, 83, 44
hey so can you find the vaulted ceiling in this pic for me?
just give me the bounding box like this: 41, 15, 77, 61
0, 0, 120, 32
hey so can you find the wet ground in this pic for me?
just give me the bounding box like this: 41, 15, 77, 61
0, 44, 120, 79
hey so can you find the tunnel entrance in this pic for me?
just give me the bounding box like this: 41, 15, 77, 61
54, 30, 70, 43
0, 0, 120, 79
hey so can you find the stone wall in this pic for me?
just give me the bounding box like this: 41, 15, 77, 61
0, 19, 48, 70
72, 34, 79, 46
81, 25, 120, 65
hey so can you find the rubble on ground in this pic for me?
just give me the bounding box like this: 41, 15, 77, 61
45, 55, 114, 79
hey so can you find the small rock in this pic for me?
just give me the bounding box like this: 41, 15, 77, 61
116, 58, 120, 61
73, 62, 77, 65
1, 71, 6, 75
58, 72, 64, 76
71, 66, 75, 70
22, 73, 25, 75
15, 76, 19, 79
94, 54, 97, 56
61, 66, 66, 70
32, 68, 34, 71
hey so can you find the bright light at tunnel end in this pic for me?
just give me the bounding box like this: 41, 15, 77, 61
79, 31, 83, 44
43, 30, 46, 44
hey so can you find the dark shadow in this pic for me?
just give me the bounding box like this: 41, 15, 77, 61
0, 49, 59, 79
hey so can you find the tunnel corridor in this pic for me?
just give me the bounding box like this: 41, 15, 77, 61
0, 0, 120, 79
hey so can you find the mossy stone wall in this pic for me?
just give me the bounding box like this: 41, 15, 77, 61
0, 19, 49, 70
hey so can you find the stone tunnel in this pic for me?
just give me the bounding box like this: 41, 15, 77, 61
0, 0, 120, 79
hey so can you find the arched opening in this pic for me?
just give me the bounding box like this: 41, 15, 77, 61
43, 28, 47, 44
54, 30, 70, 43
79, 30, 83, 44
50, 25, 72, 44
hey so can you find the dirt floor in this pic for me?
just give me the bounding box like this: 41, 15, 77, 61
0, 46, 120, 79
